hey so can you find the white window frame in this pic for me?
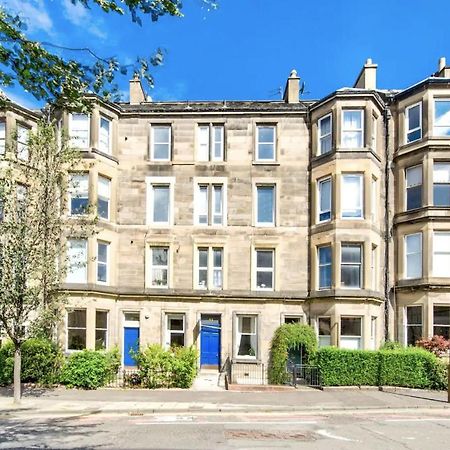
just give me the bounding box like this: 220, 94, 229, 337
95, 310, 109, 350
66, 308, 87, 351
318, 113, 332, 155
318, 316, 331, 347
371, 245, 377, 290
97, 175, 111, 221
404, 233, 422, 279
317, 245, 332, 290
165, 313, 185, 348
341, 174, 364, 219
96, 241, 109, 285
404, 305, 423, 346
405, 102, 422, 144
197, 124, 224, 162
405, 165, 423, 211
371, 114, 377, 152
341, 110, 364, 149
340, 243, 363, 289
195, 246, 224, 290
99, 116, 112, 154
193, 178, 227, 226
146, 177, 175, 226
317, 176, 332, 223
149, 246, 169, 288
254, 248, 275, 291
370, 316, 377, 350
433, 305, 450, 339
254, 183, 276, 226
340, 316, 362, 350
371, 177, 377, 221
432, 232, 450, 277
150, 125, 171, 161
69, 173, 89, 216
433, 99, 450, 137
235, 314, 258, 360
66, 239, 88, 283
69, 113, 90, 149
255, 125, 276, 162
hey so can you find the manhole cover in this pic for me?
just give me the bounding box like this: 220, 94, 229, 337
225, 430, 313, 441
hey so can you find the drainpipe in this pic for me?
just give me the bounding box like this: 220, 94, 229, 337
306, 107, 312, 324
383, 96, 393, 342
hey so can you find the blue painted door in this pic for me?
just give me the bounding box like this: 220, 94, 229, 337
200, 324, 220, 367
123, 327, 139, 366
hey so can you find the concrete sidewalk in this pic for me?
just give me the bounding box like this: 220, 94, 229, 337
0, 386, 449, 416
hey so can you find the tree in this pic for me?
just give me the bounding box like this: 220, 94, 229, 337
0, 120, 92, 403
0, 0, 218, 111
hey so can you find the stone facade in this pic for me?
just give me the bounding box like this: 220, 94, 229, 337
2, 57, 450, 369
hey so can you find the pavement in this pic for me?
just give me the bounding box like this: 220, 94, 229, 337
0, 385, 449, 417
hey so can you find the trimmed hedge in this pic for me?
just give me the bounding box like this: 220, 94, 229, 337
317, 347, 447, 390
137, 344, 198, 389
317, 347, 379, 386
60, 347, 120, 389
268, 324, 318, 384
0, 338, 63, 386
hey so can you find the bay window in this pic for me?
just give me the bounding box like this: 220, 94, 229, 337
66, 239, 87, 283
433, 232, 450, 277
340, 317, 362, 350
405, 165, 422, 210
405, 233, 422, 279
341, 244, 362, 289
341, 174, 363, 218
433, 100, 450, 136
405, 103, 422, 143
97, 176, 110, 220
318, 114, 332, 155
318, 245, 332, 289
69, 113, 90, 148
433, 162, 450, 206
318, 177, 331, 222
99, 117, 111, 154
96, 241, 109, 284
342, 110, 363, 148
69, 173, 89, 216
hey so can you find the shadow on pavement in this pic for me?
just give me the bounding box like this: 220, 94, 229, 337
0, 385, 56, 398
0, 415, 108, 449
381, 387, 448, 404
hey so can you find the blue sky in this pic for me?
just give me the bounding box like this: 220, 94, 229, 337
2, 0, 450, 107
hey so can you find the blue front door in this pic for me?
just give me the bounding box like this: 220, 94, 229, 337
124, 327, 139, 366
200, 321, 221, 367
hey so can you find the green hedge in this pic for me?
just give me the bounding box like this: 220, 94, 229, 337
317, 347, 447, 389
137, 345, 198, 389
317, 347, 380, 386
0, 339, 63, 386
60, 347, 120, 389
268, 324, 318, 384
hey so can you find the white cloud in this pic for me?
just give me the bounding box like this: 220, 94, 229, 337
3, 0, 54, 34
61, 0, 107, 40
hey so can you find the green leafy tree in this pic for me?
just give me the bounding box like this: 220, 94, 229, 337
0, 0, 218, 111
0, 120, 94, 403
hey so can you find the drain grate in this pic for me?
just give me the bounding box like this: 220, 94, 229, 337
225, 430, 313, 441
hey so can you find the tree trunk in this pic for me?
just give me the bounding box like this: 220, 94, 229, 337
13, 346, 21, 404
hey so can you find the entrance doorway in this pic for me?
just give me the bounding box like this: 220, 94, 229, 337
123, 312, 140, 367
200, 314, 221, 369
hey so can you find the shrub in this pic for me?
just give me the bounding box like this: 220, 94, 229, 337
0, 338, 63, 386
268, 324, 318, 385
379, 348, 446, 389
416, 335, 450, 357
60, 348, 120, 389
380, 340, 403, 351
317, 347, 379, 386
137, 344, 198, 389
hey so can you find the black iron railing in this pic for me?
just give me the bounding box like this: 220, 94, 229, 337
231, 362, 267, 385
291, 364, 322, 389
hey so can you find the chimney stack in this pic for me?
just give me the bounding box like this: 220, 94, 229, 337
129, 74, 146, 105
283, 69, 300, 103
353, 58, 378, 90
436, 57, 450, 78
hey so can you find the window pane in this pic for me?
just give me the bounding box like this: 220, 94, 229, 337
341, 265, 361, 288
199, 248, 208, 267
407, 306, 422, 325
407, 326, 422, 346
95, 330, 107, 350
257, 186, 274, 224
257, 271, 273, 289
153, 143, 169, 160
198, 126, 209, 161
434, 306, 450, 326
68, 309, 86, 328
434, 101, 450, 136
67, 240, 87, 283
98, 243, 108, 263
343, 111, 362, 130
341, 317, 361, 336
407, 186, 422, 210
257, 250, 273, 268
68, 329, 86, 350
434, 185, 450, 206
99, 117, 110, 153
318, 317, 331, 336
257, 126, 274, 160
96, 310, 108, 329
433, 326, 450, 339
319, 178, 331, 220
170, 333, 185, 347
153, 127, 170, 143
198, 185, 208, 224
213, 248, 222, 267
433, 163, 450, 183
153, 186, 169, 222
169, 317, 184, 331
258, 127, 274, 143
342, 175, 362, 217
342, 245, 361, 264
408, 104, 421, 131
258, 144, 274, 160
152, 247, 168, 266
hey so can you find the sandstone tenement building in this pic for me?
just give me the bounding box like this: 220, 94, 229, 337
1, 58, 450, 372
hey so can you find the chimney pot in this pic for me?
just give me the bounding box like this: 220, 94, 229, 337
283, 69, 300, 103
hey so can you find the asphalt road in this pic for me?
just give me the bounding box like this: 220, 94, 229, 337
2, 410, 450, 449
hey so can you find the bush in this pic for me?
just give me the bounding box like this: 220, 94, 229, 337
268, 324, 318, 384
416, 335, 450, 357
0, 338, 63, 386
60, 348, 120, 389
317, 347, 379, 386
379, 348, 446, 390
137, 344, 198, 389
